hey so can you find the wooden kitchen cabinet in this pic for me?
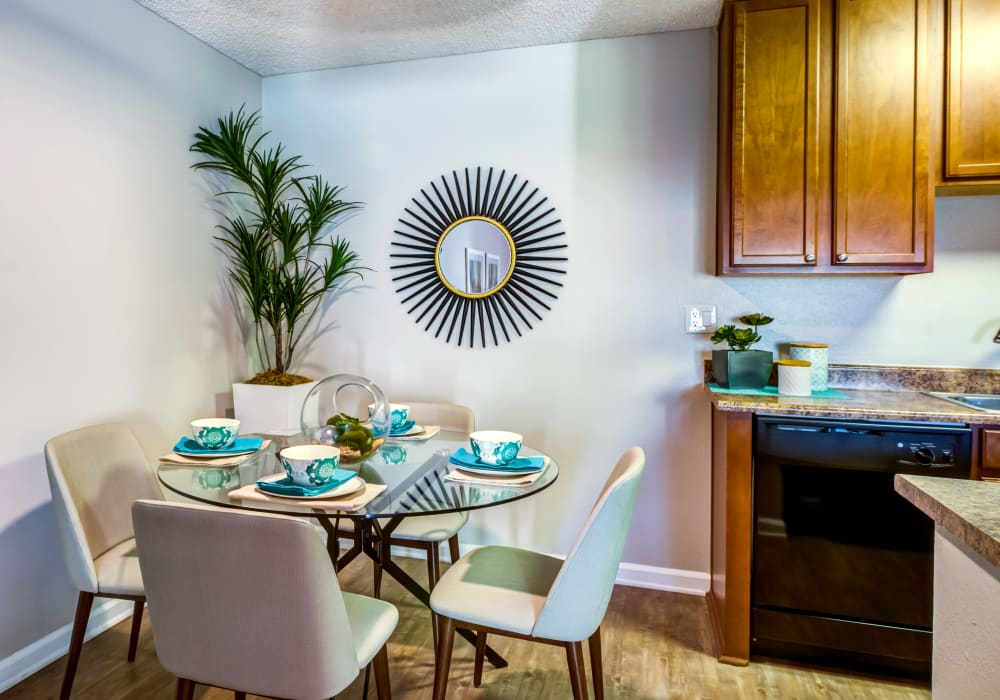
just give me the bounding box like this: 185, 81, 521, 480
940, 0, 1000, 186
718, 0, 936, 274
977, 428, 1000, 480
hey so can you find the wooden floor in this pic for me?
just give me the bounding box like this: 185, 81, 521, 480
2, 556, 930, 699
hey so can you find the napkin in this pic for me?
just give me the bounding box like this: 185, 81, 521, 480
390, 419, 417, 436
160, 440, 271, 466
255, 470, 356, 497
449, 447, 546, 472
172, 436, 265, 456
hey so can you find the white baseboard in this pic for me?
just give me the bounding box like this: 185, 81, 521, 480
372, 540, 709, 596
0, 598, 135, 694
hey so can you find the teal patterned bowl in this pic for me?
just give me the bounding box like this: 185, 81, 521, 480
469, 430, 523, 466
279, 445, 342, 487
369, 403, 409, 431
191, 418, 240, 450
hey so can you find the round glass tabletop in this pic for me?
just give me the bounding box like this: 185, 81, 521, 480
157, 430, 559, 520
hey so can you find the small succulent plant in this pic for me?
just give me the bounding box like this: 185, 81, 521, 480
711, 313, 774, 352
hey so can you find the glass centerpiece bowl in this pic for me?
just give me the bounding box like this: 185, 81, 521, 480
299, 374, 390, 464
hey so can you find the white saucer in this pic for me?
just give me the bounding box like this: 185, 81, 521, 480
256, 474, 366, 500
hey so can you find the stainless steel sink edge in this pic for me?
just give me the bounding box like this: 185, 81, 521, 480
923, 391, 1000, 414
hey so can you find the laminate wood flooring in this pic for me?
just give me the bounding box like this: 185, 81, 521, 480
1, 556, 930, 699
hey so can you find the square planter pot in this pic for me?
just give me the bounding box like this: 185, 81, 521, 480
712, 349, 774, 390
232, 381, 317, 436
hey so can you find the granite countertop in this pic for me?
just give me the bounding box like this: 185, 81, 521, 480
895, 474, 1000, 569
707, 386, 1000, 425
705, 363, 1000, 425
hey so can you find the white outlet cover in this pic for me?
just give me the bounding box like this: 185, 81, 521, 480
685, 305, 717, 334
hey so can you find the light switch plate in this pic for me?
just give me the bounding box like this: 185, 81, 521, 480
685, 305, 717, 334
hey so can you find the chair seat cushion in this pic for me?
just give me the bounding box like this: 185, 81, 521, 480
385, 511, 468, 542
342, 592, 399, 667
429, 546, 563, 635
94, 538, 143, 596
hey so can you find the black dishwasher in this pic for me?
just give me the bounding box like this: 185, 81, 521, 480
752, 415, 972, 677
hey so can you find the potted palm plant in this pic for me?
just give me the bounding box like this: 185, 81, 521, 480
710, 313, 774, 389
191, 107, 366, 434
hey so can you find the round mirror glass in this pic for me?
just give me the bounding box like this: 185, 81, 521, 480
436, 217, 513, 296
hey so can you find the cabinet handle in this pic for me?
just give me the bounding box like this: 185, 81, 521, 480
804, 254, 816, 263
836, 253, 848, 262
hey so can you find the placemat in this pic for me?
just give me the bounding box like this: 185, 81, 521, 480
707, 384, 849, 399
228, 481, 387, 511
445, 460, 549, 488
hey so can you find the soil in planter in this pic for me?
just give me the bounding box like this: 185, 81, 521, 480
244, 370, 313, 386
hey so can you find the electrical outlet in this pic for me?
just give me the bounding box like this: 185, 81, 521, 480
685, 305, 717, 334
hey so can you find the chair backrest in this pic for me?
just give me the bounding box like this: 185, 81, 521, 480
44, 422, 160, 592
400, 400, 476, 433
131, 499, 361, 699
532, 446, 645, 642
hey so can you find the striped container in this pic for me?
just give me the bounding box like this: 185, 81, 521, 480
777, 360, 813, 397
789, 343, 829, 391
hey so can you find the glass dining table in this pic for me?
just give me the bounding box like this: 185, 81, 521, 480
157, 429, 559, 668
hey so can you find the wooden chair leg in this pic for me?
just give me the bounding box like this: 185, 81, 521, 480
127, 599, 144, 662
373, 642, 392, 700
432, 616, 456, 700
566, 640, 589, 700
60, 591, 94, 700
448, 534, 460, 563
373, 559, 383, 599
175, 677, 195, 700
426, 541, 441, 589
588, 627, 604, 700
473, 630, 487, 687
427, 542, 441, 652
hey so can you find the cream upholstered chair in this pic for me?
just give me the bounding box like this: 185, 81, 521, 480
44, 422, 160, 700
335, 401, 475, 593
430, 446, 645, 700
132, 499, 399, 700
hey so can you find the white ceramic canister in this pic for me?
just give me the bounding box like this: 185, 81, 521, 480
777, 359, 813, 397
789, 342, 829, 391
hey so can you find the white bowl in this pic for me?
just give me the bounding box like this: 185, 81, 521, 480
279, 444, 342, 487
191, 418, 240, 450
469, 430, 523, 466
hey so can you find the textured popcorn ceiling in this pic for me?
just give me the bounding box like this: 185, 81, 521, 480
134, 0, 723, 76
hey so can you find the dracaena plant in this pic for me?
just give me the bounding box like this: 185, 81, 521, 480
191, 107, 366, 385
711, 313, 774, 352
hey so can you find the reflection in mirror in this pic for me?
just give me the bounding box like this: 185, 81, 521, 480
391, 166, 567, 348
437, 217, 513, 295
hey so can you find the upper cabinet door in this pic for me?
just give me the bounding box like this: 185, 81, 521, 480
945, 0, 1000, 179
833, 0, 932, 266
724, 0, 822, 268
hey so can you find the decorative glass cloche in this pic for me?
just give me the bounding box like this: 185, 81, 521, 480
299, 374, 391, 463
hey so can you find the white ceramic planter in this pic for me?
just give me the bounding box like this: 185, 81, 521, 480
232, 381, 317, 436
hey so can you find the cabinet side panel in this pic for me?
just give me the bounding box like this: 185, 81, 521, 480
834, 0, 931, 265
730, 0, 819, 266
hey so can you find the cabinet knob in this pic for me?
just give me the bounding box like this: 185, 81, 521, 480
836, 253, 848, 262
804, 254, 816, 263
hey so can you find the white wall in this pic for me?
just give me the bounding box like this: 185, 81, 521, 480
264, 30, 1000, 586
0, 0, 259, 666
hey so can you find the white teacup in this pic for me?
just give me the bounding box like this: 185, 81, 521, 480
191, 418, 240, 450
470, 430, 523, 466
279, 445, 342, 487
369, 403, 410, 431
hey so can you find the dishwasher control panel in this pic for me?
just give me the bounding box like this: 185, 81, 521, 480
895, 440, 955, 467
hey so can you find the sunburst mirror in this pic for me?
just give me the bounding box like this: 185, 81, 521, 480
391, 167, 568, 347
